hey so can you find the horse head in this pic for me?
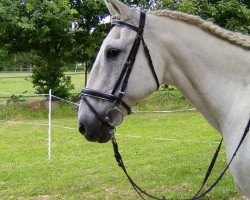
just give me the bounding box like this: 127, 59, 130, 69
78, 0, 162, 143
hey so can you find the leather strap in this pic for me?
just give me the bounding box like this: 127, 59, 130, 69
142, 37, 160, 89
112, 118, 250, 200
111, 12, 159, 101
112, 20, 139, 32
81, 88, 131, 114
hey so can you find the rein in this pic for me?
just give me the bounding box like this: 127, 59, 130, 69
112, 118, 250, 200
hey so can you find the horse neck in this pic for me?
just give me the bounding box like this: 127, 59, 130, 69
148, 14, 250, 136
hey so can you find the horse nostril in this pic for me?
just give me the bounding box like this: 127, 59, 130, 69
79, 123, 86, 135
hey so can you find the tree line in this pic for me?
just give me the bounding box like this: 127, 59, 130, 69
0, 0, 249, 98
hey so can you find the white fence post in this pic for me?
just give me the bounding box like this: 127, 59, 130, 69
48, 89, 52, 161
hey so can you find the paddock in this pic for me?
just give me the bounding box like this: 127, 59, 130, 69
0, 72, 247, 199
0, 112, 246, 199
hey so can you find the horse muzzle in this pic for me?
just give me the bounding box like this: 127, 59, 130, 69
78, 122, 115, 143
78, 100, 124, 143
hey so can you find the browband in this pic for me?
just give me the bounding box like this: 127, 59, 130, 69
111, 20, 140, 32
111, 11, 146, 34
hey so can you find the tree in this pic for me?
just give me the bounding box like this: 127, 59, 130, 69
1, 0, 249, 97
155, 0, 250, 34
0, 0, 76, 98
213, 0, 250, 34
70, 0, 111, 76
26, 0, 76, 98
156, 0, 179, 10
119, 0, 159, 10
0, 0, 21, 70
0, 51, 41, 71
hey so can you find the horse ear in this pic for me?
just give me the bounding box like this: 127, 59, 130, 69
104, 0, 133, 20
104, 0, 117, 16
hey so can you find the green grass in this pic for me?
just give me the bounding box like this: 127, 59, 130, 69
0, 72, 192, 114
0, 72, 34, 96
0, 72, 193, 120
0, 72, 245, 199
134, 89, 193, 111
0, 72, 85, 96
0, 92, 192, 120
0, 102, 77, 121
0, 113, 244, 200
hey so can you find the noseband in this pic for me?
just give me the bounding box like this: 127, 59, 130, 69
81, 12, 160, 126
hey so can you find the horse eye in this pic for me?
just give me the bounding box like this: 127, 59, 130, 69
106, 48, 120, 58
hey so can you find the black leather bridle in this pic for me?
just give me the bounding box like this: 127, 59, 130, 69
80, 11, 159, 127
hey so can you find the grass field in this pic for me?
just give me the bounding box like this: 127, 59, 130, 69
0, 72, 193, 119
0, 72, 85, 96
0, 72, 245, 199
0, 112, 245, 200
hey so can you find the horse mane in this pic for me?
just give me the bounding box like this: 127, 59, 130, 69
150, 9, 250, 49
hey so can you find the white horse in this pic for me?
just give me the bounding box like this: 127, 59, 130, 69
78, 0, 250, 197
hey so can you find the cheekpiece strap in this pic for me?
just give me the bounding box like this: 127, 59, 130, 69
111, 12, 147, 100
